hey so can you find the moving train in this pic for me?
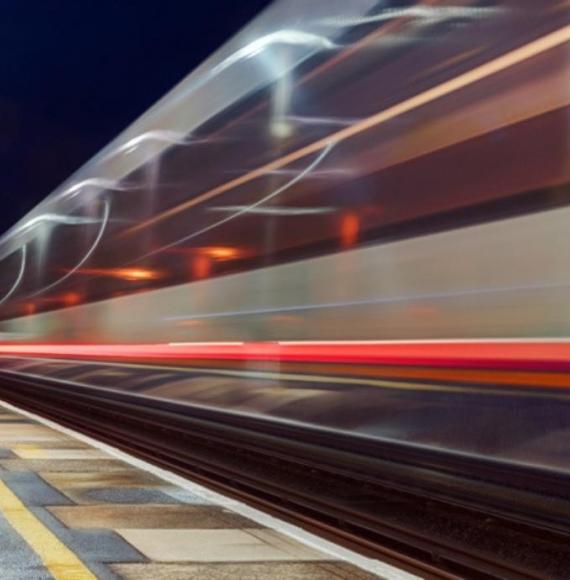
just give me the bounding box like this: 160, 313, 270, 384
0, 0, 568, 475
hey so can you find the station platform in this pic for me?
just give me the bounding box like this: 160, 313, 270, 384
0, 402, 385, 580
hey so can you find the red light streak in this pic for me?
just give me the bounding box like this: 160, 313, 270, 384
0, 341, 566, 373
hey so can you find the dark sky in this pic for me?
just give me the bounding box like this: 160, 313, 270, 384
0, 0, 272, 234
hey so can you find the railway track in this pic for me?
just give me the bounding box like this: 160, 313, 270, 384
1, 373, 569, 579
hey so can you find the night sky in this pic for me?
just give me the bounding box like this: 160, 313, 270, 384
0, 0, 272, 234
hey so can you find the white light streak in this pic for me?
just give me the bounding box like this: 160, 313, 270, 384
114, 130, 199, 156
208, 205, 336, 216
285, 114, 360, 127
138, 141, 335, 260
166, 281, 570, 322
211, 30, 336, 76
31, 199, 111, 298
61, 178, 134, 200
323, 6, 501, 27
0, 245, 26, 307
14, 213, 104, 236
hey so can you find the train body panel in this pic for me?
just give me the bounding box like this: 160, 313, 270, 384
3, 204, 568, 343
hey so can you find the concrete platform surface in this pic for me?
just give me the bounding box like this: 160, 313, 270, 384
0, 403, 387, 579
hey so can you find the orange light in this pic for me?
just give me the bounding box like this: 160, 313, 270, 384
25, 303, 36, 315
167, 246, 245, 261
198, 246, 240, 260
63, 292, 81, 306
192, 254, 211, 280
340, 212, 359, 248
74, 267, 162, 281
114, 268, 160, 281
34, 295, 82, 305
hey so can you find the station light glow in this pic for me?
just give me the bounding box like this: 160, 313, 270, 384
74, 267, 162, 281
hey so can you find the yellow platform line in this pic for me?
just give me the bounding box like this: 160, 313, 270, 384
0, 480, 96, 579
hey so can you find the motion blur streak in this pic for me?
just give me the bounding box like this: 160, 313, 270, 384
323, 5, 501, 27
0, 246, 26, 306
138, 141, 336, 260
73, 267, 162, 281
0, 341, 568, 372
61, 178, 136, 200
124, 22, 570, 236
0, 0, 568, 479
30, 199, 110, 298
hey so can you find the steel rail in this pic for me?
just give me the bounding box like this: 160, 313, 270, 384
1, 374, 569, 579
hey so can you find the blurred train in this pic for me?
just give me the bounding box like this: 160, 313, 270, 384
0, 0, 568, 474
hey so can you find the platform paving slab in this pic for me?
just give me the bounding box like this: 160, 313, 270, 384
116, 528, 330, 562
50, 504, 257, 529
1, 471, 72, 506
41, 469, 166, 490
13, 440, 92, 449
0, 404, 384, 579
77, 486, 185, 504
0, 458, 134, 472
0, 424, 65, 441
14, 447, 109, 459
111, 561, 381, 580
